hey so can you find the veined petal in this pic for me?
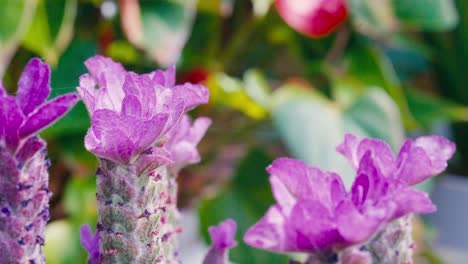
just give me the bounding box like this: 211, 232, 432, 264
172, 83, 209, 111
244, 206, 289, 252
16, 58, 51, 116
391, 187, 436, 219
19, 93, 79, 138
84, 55, 126, 110
80, 225, 100, 264
0, 96, 24, 150
337, 133, 396, 177
396, 136, 456, 185
77, 74, 98, 113
152, 65, 176, 87
336, 200, 381, 244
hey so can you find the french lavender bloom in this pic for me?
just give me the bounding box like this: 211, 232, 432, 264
77, 55, 209, 263
244, 134, 455, 264
203, 219, 238, 264
0, 58, 78, 263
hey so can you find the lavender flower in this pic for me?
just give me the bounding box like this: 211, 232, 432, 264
0, 58, 78, 263
77, 55, 209, 263
203, 219, 238, 264
244, 134, 455, 263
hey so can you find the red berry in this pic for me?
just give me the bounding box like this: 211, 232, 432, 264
275, 0, 348, 38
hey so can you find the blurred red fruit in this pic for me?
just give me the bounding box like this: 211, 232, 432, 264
181, 68, 210, 84
275, 0, 348, 38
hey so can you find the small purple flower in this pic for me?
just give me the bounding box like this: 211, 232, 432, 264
77, 55, 208, 164
1, 58, 78, 151
244, 134, 455, 257
203, 219, 238, 264
165, 114, 211, 174
80, 225, 100, 264
0, 58, 78, 263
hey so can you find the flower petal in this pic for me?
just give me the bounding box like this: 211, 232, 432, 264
244, 206, 289, 252
172, 83, 209, 111
396, 136, 456, 185
18, 93, 79, 138
16, 58, 51, 116
208, 219, 238, 250
0, 96, 24, 150
80, 224, 100, 264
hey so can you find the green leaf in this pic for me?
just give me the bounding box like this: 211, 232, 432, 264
272, 83, 404, 187
22, 0, 78, 66
407, 89, 468, 128
44, 220, 85, 264
345, 46, 419, 129
199, 149, 289, 263
41, 38, 96, 139
393, 0, 459, 31
0, 0, 38, 76
207, 72, 269, 119
120, 0, 197, 66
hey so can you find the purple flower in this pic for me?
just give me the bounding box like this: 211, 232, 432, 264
244, 134, 455, 256
0, 58, 78, 263
203, 219, 238, 264
80, 225, 100, 264
165, 114, 211, 174
1, 58, 79, 151
77, 55, 209, 164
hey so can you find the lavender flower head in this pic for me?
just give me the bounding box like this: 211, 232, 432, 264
0, 58, 78, 263
203, 219, 238, 264
244, 133, 455, 263
77, 55, 210, 263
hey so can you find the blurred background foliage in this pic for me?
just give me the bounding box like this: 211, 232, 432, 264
0, 0, 467, 263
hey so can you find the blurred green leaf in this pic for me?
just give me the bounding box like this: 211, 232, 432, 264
120, 0, 197, 66
407, 89, 468, 128
22, 0, 77, 66
251, 0, 273, 17
44, 220, 84, 264
0, 0, 38, 77
207, 72, 269, 119
349, 0, 458, 34
394, 0, 459, 31
243, 69, 272, 109
41, 38, 96, 139
345, 46, 418, 129
199, 149, 288, 263
272, 83, 404, 187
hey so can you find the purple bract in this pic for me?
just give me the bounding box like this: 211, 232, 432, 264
77, 55, 209, 164
203, 219, 238, 264
244, 134, 455, 255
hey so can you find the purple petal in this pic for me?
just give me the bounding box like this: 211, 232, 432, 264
80, 225, 100, 263
77, 74, 98, 113
391, 187, 436, 219
16, 58, 51, 116
267, 158, 346, 214
85, 127, 136, 163
121, 95, 142, 117
337, 133, 396, 177
287, 200, 344, 251
172, 83, 209, 111
122, 73, 155, 117
15, 136, 46, 163
335, 200, 381, 244
208, 219, 238, 250
18, 93, 79, 138
134, 147, 173, 174
0, 96, 24, 150
84, 55, 126, 109
396, 136, 456, 185
244, 206, 289, 252
152, 65, 176, 87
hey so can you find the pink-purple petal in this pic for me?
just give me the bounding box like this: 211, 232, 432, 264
172, 83, 210, 111
16, 58, 51, 116
18, 93, 79, 138
80, 224, 100, 264
244, 206, 289, 252
396, 136, 456, 185
0, 96, 24, 150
